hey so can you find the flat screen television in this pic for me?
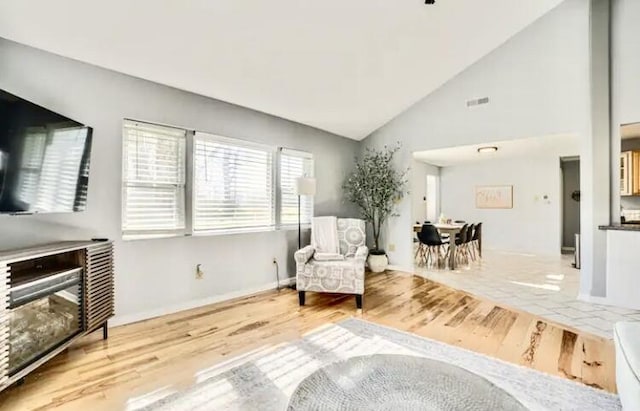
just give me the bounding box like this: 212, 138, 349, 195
0, 89, 93, 214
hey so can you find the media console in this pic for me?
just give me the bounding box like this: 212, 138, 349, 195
0, 240, 114, 391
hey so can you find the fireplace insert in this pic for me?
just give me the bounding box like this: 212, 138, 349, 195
8, 267, 83, 375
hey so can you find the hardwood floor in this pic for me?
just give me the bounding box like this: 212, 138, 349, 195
0, 271, 616, 410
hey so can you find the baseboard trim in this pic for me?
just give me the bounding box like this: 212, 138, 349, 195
386, 265, 415, 273
577, 293, 608, 304
111, 277, 295, 327
578, 293, 640, 310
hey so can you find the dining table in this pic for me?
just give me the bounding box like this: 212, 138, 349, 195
413, 223, 476, 270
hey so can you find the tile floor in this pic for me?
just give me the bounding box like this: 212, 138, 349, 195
413, 248, 640, 339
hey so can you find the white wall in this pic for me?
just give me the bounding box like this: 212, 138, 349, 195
439, 156, 563, 255
0, 38, 359, 323
606, 230, 640, 310
360, 0, 591, 271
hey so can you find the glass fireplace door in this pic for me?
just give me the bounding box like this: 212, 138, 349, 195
8, 268, 82, 375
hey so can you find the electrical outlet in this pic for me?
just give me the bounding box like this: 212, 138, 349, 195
388, 243, 396, 252
196, 264, 204, 279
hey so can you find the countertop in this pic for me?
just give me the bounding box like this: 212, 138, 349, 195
598, 224, 640, 231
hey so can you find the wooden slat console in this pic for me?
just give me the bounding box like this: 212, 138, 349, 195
84, 242, 115, 336
0, 240, 114, 392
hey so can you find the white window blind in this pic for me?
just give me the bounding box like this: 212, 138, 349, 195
279, 148, 314, 226
122, 120, 186, 235
193, 132, 274, 233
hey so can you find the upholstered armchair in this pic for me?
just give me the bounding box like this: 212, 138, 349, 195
295, 217, 368, 308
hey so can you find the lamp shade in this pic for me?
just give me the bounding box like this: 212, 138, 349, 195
296, 177, 317, 196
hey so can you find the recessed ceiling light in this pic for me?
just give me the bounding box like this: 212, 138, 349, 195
477, 146, 498, 154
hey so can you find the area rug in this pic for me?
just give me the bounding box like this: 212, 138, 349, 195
288, 354, 527, 410
138, 318, 620, 411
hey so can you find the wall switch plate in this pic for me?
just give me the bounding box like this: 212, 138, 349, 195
388, 243, 396, 252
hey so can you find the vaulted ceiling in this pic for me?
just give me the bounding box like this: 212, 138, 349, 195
0, 0, 563, 140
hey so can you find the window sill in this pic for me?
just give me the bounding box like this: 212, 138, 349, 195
192, 224, 311, 236
122, 232, 187, 241
192, 227, 276, 237
279, 224, 312, 231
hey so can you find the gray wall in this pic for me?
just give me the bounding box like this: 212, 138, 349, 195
620, 196, 640, 211
0, 38, 359, 322
561, 159, 580, 249
360, 0, 591, 271
583, 0, 611, 298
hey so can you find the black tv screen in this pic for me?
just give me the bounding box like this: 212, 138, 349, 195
0, 90, 93, 214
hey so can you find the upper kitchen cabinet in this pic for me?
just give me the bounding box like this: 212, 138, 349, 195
621, 123, 640, 196
620, 151, 640, 196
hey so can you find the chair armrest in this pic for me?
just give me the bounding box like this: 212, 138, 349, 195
295, 245, 315, 264
354, 246, 369, 263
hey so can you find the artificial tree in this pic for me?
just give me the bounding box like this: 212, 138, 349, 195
342, 143, 408, 253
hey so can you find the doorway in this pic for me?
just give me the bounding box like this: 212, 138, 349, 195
561, 158, 580, 253
425, 174, 438, 223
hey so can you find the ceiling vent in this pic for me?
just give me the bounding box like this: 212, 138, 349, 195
466, 97, 490, 108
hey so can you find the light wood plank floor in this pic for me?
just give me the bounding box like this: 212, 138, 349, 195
0, 271, 615, 410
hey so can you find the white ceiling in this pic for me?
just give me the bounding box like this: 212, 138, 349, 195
413, 134, 579, 167
0, 0, 563, 140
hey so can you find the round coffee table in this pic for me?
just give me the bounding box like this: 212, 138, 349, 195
288, 354, 526, 410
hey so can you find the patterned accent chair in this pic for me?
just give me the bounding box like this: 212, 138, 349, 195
295, 218, 368, 308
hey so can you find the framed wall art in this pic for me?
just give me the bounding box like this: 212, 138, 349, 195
475, 185, 513, 209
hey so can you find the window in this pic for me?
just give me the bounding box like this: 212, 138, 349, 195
193, 132, 275, 233
279, 148, 314, 226
122, 120, 186, 236
121, 120, 317, 238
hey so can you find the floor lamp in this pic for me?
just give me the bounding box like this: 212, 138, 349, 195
296, 177, 316, 249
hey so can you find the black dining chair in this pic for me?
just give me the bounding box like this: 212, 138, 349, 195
454, 223, 467, 242
452, 224, 469, 266
466, 224, 476, 261
416, 224, 449, 268
471, 222, 482, 258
